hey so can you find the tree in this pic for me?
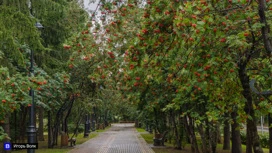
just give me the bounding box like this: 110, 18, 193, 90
86, 0, 272, 152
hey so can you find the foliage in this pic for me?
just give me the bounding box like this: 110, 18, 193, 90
0, 0, 89, 144
1, 0, 272, 152
68, 123, 84, 133
81, 0, 272, 151
240, 131, 270, 148
0, 127, 9, 141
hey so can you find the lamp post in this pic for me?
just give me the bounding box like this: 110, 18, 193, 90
145, 121, 148, 131
27, 22, 43, 153
148, 124, 152, 134
91, 110, 96, 131
145, 116, 149, 131
84, 114, 90, 137
87, 114, 91, 133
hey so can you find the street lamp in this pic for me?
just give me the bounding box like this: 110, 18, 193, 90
87, 114, 91, 133
91, 107, 96, 131
35, 22, 43, 29
27, 21, 43, 153
84, 114, 90, 137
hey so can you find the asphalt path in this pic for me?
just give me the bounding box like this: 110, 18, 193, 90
69, 123, 154, 153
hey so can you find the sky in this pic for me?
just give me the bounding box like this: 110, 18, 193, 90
83, 0, 100, 15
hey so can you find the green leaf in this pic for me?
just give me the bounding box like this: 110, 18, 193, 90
197, 21, 205, 25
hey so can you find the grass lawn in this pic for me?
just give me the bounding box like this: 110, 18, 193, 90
12, 129, 107, 153
136, 127, 147, 132
96, 126, 110, 133
137, 128, 270, 153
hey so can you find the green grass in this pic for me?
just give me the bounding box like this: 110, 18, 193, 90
136, 128, 146, 132
15, 148, 71, 153
141, 133, 154, 144
74, 132, 98, 145
140, 133, 270, 153
12, 130, 103, 153
95, 126, 110, 132
12, 147, 71, 153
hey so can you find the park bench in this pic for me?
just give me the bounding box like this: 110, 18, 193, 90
68, 138, 76, 147
153, 131, 168, 146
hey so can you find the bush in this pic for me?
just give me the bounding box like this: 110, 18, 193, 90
68, 124, 84, 134
240, 132, 269, 148
0, 127, 9, 141
259, 134, 269, 148
240, 132, 247, 144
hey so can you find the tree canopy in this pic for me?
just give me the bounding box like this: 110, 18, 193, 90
0, 0, 272, 153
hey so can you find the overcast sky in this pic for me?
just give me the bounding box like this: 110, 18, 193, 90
83, 0, 100, 15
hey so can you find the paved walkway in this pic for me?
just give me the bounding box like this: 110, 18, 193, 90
69, 123, 155, 153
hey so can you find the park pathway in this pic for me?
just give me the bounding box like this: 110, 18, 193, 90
69, 123, 155, 153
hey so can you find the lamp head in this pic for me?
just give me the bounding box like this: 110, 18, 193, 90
35, 22, 43, 29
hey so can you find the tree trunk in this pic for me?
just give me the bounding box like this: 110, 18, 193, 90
13, 110, 17, 143
63, 101, 74, 134
104, 111, 107, 127
205, 121, 212, 153
48, 111, 53, 148
231, 110, 242, 153
258, 0, 272, 55
71, 111, 84, 138
62, 96, 75, 134
53, 126, 58, 146
210, 123, 219, 153
246, 122, 253, 153
197, 124, 208, 153
171, 111, 182, 149
223, 117, 230, 150
269, 114, 272, 153
217, 123, 221, 144
184, 116, 200, 153
1, 115, 11, 153
178, 115, 184, 149
189, 117, 200, 153
238, 62, 263, 153
246, 118, 263, 153
38, 107, 44, 141
19, 106, 27, 143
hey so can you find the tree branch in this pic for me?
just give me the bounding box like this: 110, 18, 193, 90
258, 0, 272, 55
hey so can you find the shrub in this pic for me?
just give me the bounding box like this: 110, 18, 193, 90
259, 134, 269, 148
68, 124, 84, 134
240, 131, 247, 144
240, 131, 269, 148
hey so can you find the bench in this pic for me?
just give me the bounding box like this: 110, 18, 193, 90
68, 138, 76, 147
153, 131, 168, 146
